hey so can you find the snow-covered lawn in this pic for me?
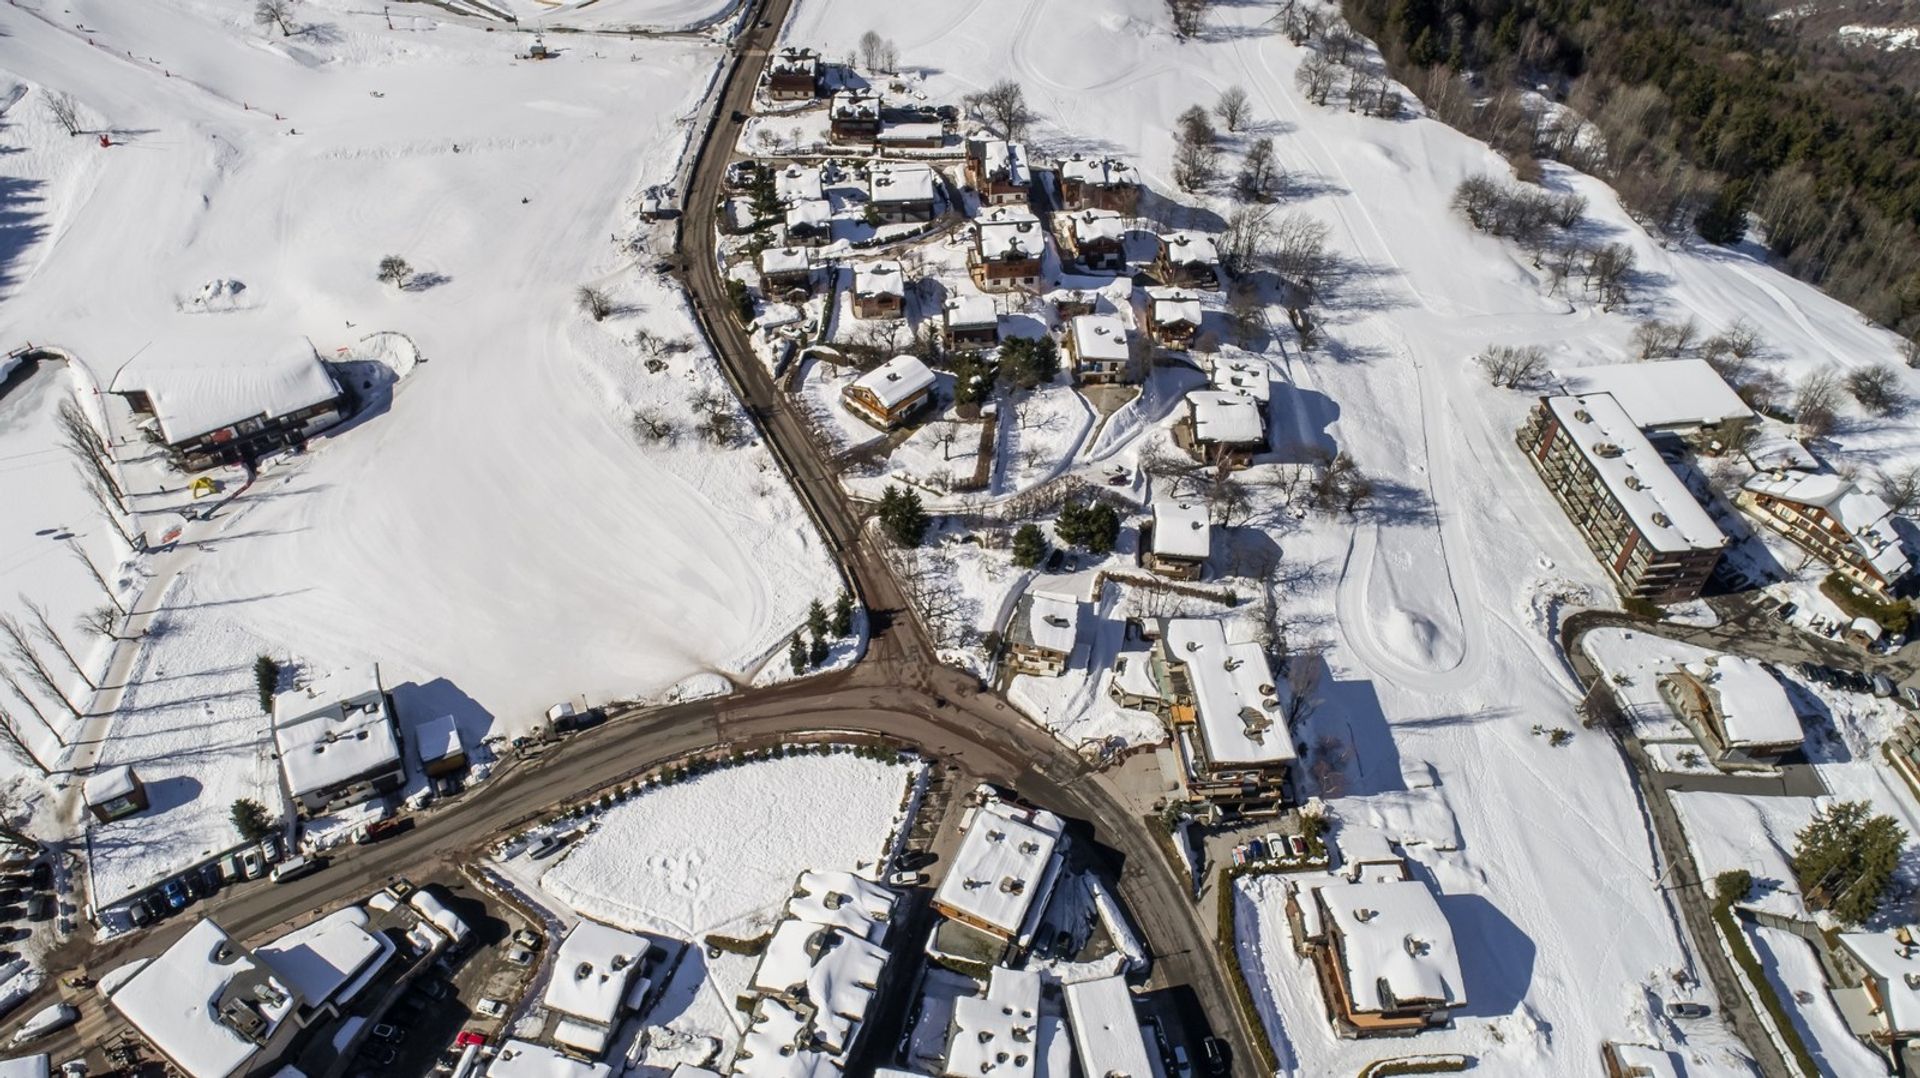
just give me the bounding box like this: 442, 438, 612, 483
538, 751, 919, 939
1668, 791, 1815, 920
466, 0, 740, 32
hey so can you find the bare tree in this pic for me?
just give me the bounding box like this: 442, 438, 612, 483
1286, 651, 1324, 726
1344, 69, 1381, 113
1878, 464, 1920, 514
630, 408, 676, 444
0, 705, 50, 778
1296, 52, 1338, 108
1847, 363, 1903, 416
43, 91, 82, 137
57, 400, 124, 512
80, 472, 134, 546
1479, 344, 1549, 389
1172, 135, 1219, 193
1270, 211, 1333, 293
1552, 193, 1588, 229
255, 0, 296, 35
1904, 334, 1920, 370
1702, 318, 1764, 363
1451, 174, 1506, 232
75, 605, 128, 644
66, 539, 124, 618
857, 30, 884, 71
576, 285, 614, 322
1236, 136, 1281, 201
22, 596, 92, 692
1309, 450, 1373, 515
689, 386, 740, 446
1167, 0, 1211, 37
377, 255, 413, 288
1218, 204, 1274, 277
0, 665, 59, 744
0, 616, 80, 720
1586, 243, 1635, 310
969, 80, 1034, 141
1226, 284, 1264, 347
1794, 368, 1843, 437
1631, 318, 1698, 361
1213, 85, 1251, 132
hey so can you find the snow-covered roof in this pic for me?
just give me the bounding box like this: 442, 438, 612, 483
1069, 314, 1130, 364
1742, 470, 1911, 581
945, 294, 998, 330
272, 671, 401, 802
878, 121, 944, 144
868, 161, 936, 204
1543, 394, 1726, 555
1209, 356, 1268, 402
1057, 155, 1140, 189
112, 338, 343, 446
1839, 929, 1920, 1032
415, 713, 464, 766
947, 966, 1042, 1078
852, 355, 935, 410
1062, 975, 1152, 1078
1187, 389, 1265, 447
735, 998, 842, 1078
407, 889, 471, 946
0, 1056, 47, 1078
770, 47, 817, 75
545, 919, 650, 1027
976, 207, 1044, 262
1149, 287, 1204, 329
787, 869, 896, 942
1853, 616, 1883, 641
83, 764, 139, 807
776, 165, 824, 204
830, 90, 879, 119
1314, 877, 1464, 1014
1678, 655, 1802, 748
1160, 230, 1219, 267
1066, 209, 1125, 245
1010, 589, 1080, 656
1163, 619, 1294, 767
854, 260, 905, 299
109, 919, 297, 1078
750, 921, 886, 1050
972, 136, 1031, 187
786, 198, 832, 230
1606, 1044, 1681, 1078
255, 906, 391, 1009
1560, 359, 1753, 432
1152, 502, 1211, 561
485, 1041, 612, 1078
935, 797, 1066, 938
761, 247, 813, 275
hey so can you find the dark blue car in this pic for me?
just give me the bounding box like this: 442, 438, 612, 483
161, 879, 188, 910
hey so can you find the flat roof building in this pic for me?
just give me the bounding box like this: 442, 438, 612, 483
110, 338, 347, 471
107, 919, 302, 1078
542, 920, 653, 1058
1560, 358, 1754, 442
1062, 976, 1154, 1078
932, 796, 1067, 961
271, 667, 403, 819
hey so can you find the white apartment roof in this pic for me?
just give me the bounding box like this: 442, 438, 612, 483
1544, 394, 1726, 555
1160, 230, 1219, 267
787, 869, 896, 942
855, 260, 905, 299
83, 764, 138, 807
272, 672, 400, 802
935, 798, 1066, 938
1679, 655, 1802, 749
945, 294, 998, 330
1561, 359, 1753, 431
1066, 209, 1125, 246
1839, 930, 1920, 1033
1069, 314, 1130, 364
1163, 619, 1294, 767
1209, 356, 1269, 402
255, 906, 391, 1009
545, 919, 649, 1027
853, 355, 935, 410
113, 337, 342, 446
750, 921, 886, 1051
1152, 502, 1211, 561
761, 247, 812, 276
485, 1041, 612, 1078
947, 966, 1042, 1078
407, 890, 471, 946
1014, 589, 1080, 656
1062, 976, 1152, 1078
109, 919, 296, 1078
869, 161, 936, 204
1743, 470, 1912, 580
1187, 390, 1265, 447
735, 998, 843, 1078
1315, 877, 1464, 1014
1150, 288, 1204, 329
415, 713, 464, 766
1057, 155, 1140, 189
776, 165, 824, 204
976, 207, 1044, 261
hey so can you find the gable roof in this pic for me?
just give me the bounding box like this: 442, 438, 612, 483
852, 355, 935, 409
113, 338, 342, 446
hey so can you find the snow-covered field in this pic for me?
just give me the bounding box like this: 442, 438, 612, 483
774, 0, 1920, 1073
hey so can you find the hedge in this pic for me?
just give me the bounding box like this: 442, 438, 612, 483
1713, 899, 1821, 1078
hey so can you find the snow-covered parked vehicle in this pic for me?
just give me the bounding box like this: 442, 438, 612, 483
10, 1001, 77, 1044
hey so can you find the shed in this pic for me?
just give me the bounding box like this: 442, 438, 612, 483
83, 764, 148, 823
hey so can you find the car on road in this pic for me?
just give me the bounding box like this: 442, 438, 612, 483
1666, 1000, 1711, 1019
1200, 1036, 1229, 1074
1775, 602, 1798, 622
372, 1023, 404, 1042
271, 856, 325, 884
1873, 673, 1897, 698
160, 880, 188, 910
1901, 686, 1920, 710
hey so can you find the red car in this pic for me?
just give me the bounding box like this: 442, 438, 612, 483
455, 1031, 487, 1049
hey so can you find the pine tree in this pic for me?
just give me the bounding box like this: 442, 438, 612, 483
877, 485, 929, 546
808, 635, 829, 667
1011, 524, 1049, 568
231, 798, 274, 842
254, 655, 279, 714
806, 599, 829, 640
1793, 799, 1906, 924
1055, 500, 1118, 554
788, 633, 808, 675
831, 593, 854, 636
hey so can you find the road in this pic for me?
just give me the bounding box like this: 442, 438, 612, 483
23, 2, 1268, 1072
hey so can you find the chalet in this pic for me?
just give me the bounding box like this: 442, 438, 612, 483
1209, 356, 1270, 415
111, 339, 348, 471
1157, 231, 1221, 289
842, 355, 935, 430
413, 714, 467, 779
1145, 287, 1203, 349
1005, 590, 1080, 677
1059, 209, 1126, 272
1561, 358, 1756, 452
1050, 289, 1099, 320
930, 795, 1067, 963
867, 161, 938, 223
965, 135, 1031, 207
1657, 654, 1803, 767
775, 163, 825, 204
1186, 389, 1266, 467
784, 198, 833, 246
273, 668, 405, 819
735, 872, 897, 1077
83, 764, 149, 823
758, 247, 814, 296
1287, 865, 1465, 1036
765, 47, 819, 101
1739, 471, 1912, 600
1146, 501, 1210, 581
1065, 314, 1132, 386
969, 207, 1044, 292
943, 295, 1000, 349
1828, 927, 1920, 1066
541, 920, 655, 1058
1056, 154, 1141, 213
852, 260, 906, 319
829, 91, 882, 142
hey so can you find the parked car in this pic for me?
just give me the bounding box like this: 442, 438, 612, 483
1901, 686, 1920, 710
886, 870, 927, 888
371, 1023, 404, 1042
1230, 845, 1246, 867
512, 929, 542, 950
1246, 839, 1267, 862
506, 947, 534, 967
456, 1030, 488, 1048
1873, 673, 1897, 698
138, 893, 168, 923
238, 848, 265, 880
1201, 1036, 1229, 1075
1287, 834, 1309, 859
257, 834, 283, 863
126, 901, 153, 929
528, 835, 569, 861
1666, 1000, 1711, 1019
159, 880, 188, 910
1170, 1044, 1192, 1078
1775, 602, 1798, 622
355, 817, 412, 845
271, 856, 325, 884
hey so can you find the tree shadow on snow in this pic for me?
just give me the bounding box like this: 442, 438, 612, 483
0, 176, 49, 297
404, 271, 452, 292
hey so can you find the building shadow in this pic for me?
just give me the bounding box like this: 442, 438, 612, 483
392, 678, 498, 754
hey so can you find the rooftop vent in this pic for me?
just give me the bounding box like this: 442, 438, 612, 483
1354, 908, 1377, 923
1593, 443, 1623, 458
1573, 409, 1592, 423
1652, 512, 1672, 528
1624, 475, 1644, 491
999, 877, 1027, 895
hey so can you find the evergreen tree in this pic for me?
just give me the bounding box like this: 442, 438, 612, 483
788, 633, 808, 675
877, 484, 929, 546
231, 798, 274, 842
831, 592, 854, 636
1054, 500, 1119, 554
1793, 799, 1906, 925
1696, 179, 1752, 246
1011, 523, 1050, 568
808, 634, 829, 667
254, 654, 279, 714
1002, 337, 1061, 390
952, 354, 997, 406
806, 599, 829, 640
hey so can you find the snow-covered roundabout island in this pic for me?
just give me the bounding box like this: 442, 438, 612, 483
538, 749, 921, 939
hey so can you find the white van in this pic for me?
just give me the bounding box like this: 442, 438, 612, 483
271, 856, 324, 884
